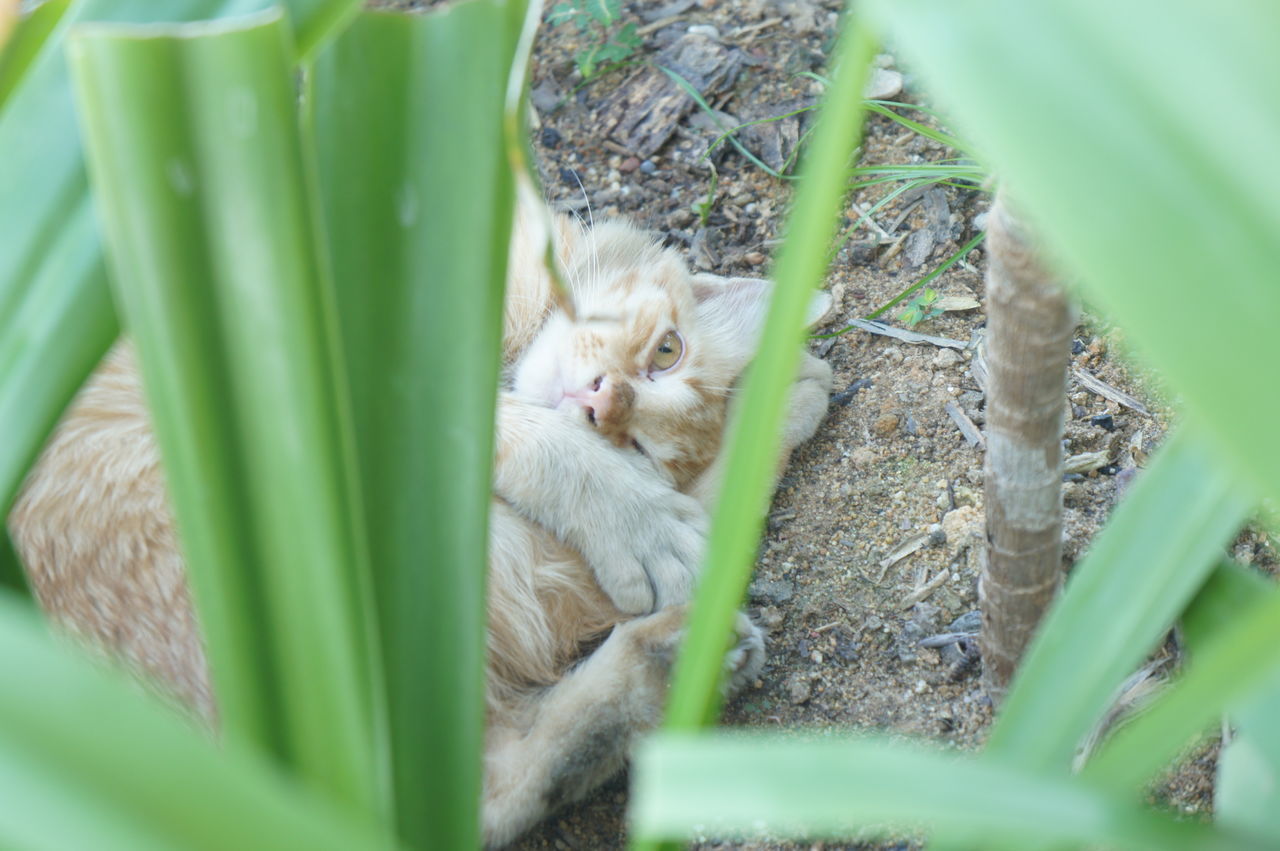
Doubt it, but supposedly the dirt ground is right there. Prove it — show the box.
[374,1,1271,848]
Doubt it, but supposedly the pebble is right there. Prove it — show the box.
[639,159,657,174]
[619,156,640,173]
[686,24,720,39]
[539,127,561,148]
[941,505,982,546]
[931,348,964,369]
[1090,412,1116,431]
[872,413,900,437]
[757,605,786,632]
[864,67,903,100]
[786,674,812,705]
[744,251,766,265]
[849,446,877,468]
[749,578,795,605]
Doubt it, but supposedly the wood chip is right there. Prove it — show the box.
[1072,368,1151,416]
[1064,450,1110,474]
[901,569,950,609]
[944,401,986,449]
[937,295,981,312]
[598,34,742,158]
[875,532,930,582]
[846,318,967,350]
[969,342,989,393]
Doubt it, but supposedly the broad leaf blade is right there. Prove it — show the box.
[0,592,388,851]
[0,0,362,522]
[68,9,383,819]
[0,0,72,113]
[311,3,523,846]
[988,429,1251,770]
[631,732,1249,850]
[1085,583,1280,802]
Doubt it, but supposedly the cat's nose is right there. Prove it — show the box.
[577,374,611,427]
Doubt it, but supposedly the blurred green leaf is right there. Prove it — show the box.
[0,0,362,524]
[1085,583,1280,801]
[988,429,1251,772]
[0,591,389,850]
[631,732,1250,849]
[311,2,523,845]
[68,8,383,819]
[0,0,72,114]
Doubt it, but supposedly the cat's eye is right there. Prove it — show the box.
[650,330,684,373]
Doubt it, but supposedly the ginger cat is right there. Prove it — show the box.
[9,194,833,847]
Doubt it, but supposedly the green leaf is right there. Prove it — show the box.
[631,732,1251,849]
[862,0,1280,506]
[68,8,383,820]
[1187,564,1280,837]
[987,429,1252,772]
[311,3,523,845]
[0,0,363,531]
[1084,582,1280,801]
[0,591,389,851]
[1218,671,1280,838]
[0,0,72,114]
[660,12,878,731]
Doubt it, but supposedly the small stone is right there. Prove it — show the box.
[687,24,720,39]
[1090,412,1116,431]
[931,348,964,369]
[872,413,900,437]
[639,159,657,174]
[748,578,795,605]
[941,504,982,546]
[757,605,786,632]
[539,127,562,148]
[863,67,903,100]
[620,156,641,173]
[849,446,877,468]
[787,674,812,705]
[666,208,695,229]
[744,251,766,265]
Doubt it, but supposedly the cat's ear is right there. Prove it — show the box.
[691,273,833,370]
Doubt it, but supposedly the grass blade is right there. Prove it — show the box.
[0,592,389,851]
[68,9,383,819]
[660,8,878,732]
[987,428,1252,771]
[631,732,1252,850]
[311,3,523,846]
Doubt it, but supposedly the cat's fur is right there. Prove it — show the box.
[9,193,832,846]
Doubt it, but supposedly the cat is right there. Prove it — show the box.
[8,191,833,847]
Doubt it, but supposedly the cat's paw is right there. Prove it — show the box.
[590,488,707,614]
[723,612,766,695]
[611,606,764,696]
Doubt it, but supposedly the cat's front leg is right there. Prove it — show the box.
[495,395,708,613]
[482,606,764,847]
